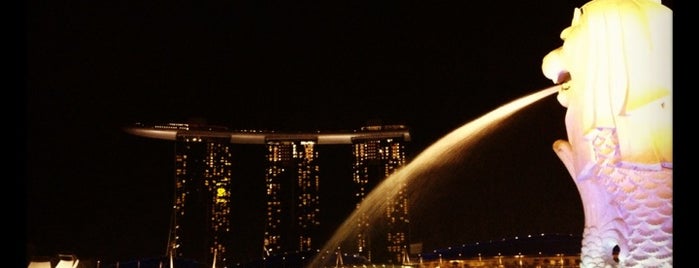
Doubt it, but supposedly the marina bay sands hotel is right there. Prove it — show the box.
[124,122,412,267]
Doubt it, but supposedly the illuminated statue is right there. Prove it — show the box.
[541,0,672,267]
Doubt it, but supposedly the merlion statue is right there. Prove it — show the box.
[541,0,672,267]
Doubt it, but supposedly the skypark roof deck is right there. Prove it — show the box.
[124,122,411,144]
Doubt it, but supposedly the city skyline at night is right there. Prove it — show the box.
[124,122,412,266]
[26,0,680,266]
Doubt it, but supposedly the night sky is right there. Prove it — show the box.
[22,0,678,266]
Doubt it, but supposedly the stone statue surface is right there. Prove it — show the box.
[541,0,672,267]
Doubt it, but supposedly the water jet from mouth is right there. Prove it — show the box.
[309,85,561,267]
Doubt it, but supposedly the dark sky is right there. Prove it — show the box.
[22,0,677,266]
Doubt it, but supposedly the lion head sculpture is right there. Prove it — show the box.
[542,0,672,175]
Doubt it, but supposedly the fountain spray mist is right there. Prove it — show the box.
[309,85,562,267]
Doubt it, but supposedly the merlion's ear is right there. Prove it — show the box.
[561,7,582,39]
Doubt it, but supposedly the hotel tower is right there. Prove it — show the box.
[262,139,321,257]
[125,122,411,266]
[351,125,410,264]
